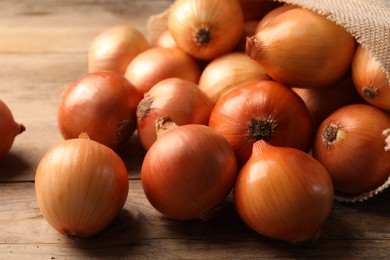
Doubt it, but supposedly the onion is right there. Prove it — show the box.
[88,24,149,75]
[246,7,356,88]
[58,71,142,150]
[35,133,129,239]
[168,0,244,60]
[124,47,200,94]
[352,44,390,110]
[141,117,237,221]
[255,4,297,32]
[234,140,334,243]
[137,78,213,150]
[238,0,282,21]
[208,79,313,166]
[0,99,25,159]
[292,74,364,131]
[198,52,269,104]
[313,104,390,201]
[155,29,177,48]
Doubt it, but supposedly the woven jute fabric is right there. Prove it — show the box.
[148,0,390,81]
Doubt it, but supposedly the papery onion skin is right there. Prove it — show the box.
[125,47,200,94]
[168,0,244,60]
[313,104,390,196]
[234,140,334,243]
[352,45,390,110]
[137,78,213,150]
[35,136,129,239]
[141,122,237,221]
[0,99,25,159]
[58,71,141,150]
[209,79,313,166]
[247,8,356,88]
[88,24,149,75]
[199,52,269,104]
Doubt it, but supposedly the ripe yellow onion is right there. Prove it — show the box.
[58,71,142,150]
[0,99,25,159]
[198,52,269,104]
[137,78,213,150]
[208,80,313,166]
[234,140,334,243]
[125,47,200,94]
[88,24,149,75]
[352,44,390,110]
[246,7,356,88]
[313,104,390,200]
[35,134,129,239]
[168,0,244,60]
[141,118,237,221]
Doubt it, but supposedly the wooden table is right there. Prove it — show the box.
[0,0,389,259]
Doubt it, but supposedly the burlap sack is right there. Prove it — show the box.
[147,0,390,82]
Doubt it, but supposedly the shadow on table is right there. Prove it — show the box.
[0,151,31,181]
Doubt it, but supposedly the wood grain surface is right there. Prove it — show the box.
[0,1,389,259]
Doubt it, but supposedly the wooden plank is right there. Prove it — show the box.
[0,0,172,53]
[0,182,390,259]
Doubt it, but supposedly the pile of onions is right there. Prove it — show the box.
[198,52,269,104]
[124,47,200,94]
[136,77,213,150]
[352,44,390,110]
[35,133,129,239]
[234,140,334,243]
[209,79,313,166]
[31,0,390,244]
[141,117,237,220]
[88,24,150,75]
[58,71,142,150]
[246,7,356,88]
[167,0,244,60]
[313,104,390,201]
[0,99,25,159]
